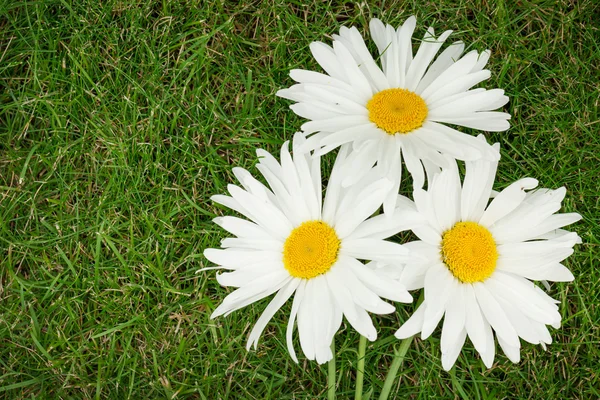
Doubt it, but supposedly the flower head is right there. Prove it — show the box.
[394,139,581,370]
[278,17,509,214]
[204,133,419,364]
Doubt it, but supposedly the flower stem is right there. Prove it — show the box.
[328,340,336,400]
[378,336,413,400]
[355,335,367,400]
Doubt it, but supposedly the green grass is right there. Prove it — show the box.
[0,0,599,398]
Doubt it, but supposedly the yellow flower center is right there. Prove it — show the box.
[283,220,340,279]
[441,222,498,283]
[366,88,428,135]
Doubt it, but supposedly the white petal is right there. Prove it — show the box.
[432,112,511,132]
[401,137,426,190]
[406,28,453,92]
[334,258,396,314]
[461,140,500,221]
[228,185,293,239]
[441,329,467,371]
[420,51,480,99]
[348,206,422,240]
[416,41,465,93]
[301,115,370,135]
[326,267,377,340]
[473,282,520,348]
[341,238,410,263]
[310,42,347,81]
[430,165,461,232]
[422,264,456,339]
[395,303,426,338]
[286,280,306,363]
[346,257,412,303]
[211,272,291,318]
[332,41,373,99]
[204,248,280,270]
[424,70,492,104]
[464,284,487,354]
[479,178,539,227]
[341,137,381,188]
[428,89,509,117]
[213,216,273,240]
[440,284,466,355]
[312,276,336,364]
[246,278,301,350]
[498,336,521,363]
[480,319,496,368]
[216,263,280,287]
[334,179,393,238]
[289,69,353,90]
[297,280,316,360]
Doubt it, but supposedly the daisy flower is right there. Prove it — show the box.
[203,132,419,364]
[393,139,581,370]
[277,16,510,214]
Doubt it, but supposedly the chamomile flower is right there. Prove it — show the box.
[277,16,509,214]
[204,133,419,364]
[394,140,581,370]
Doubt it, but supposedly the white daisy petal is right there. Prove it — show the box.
[420,50,481,99]
[479,177,539,227]
[310,42,347,81]
[492,291,543,345]
[228,184,293,239]
[461,141,500,221]
[211,272,291,318]
[431,112,511,132]
[203,248,280,270]
[424,70,492,104]
[213,216,273,240]
[480,319,496,368]
[341,238,410,263]
[289,69,353,90]
[326,269,377,340]
[334,178,393,238]
[473,282,520,348]
[297,280,316,360]
[348,206,422,240]
[346,256,412,303]
[406,28,453,92]
[334,26,389,91]
[464,284,488,354]
[286,280,306,363]
[472,50,491,72]
[498,336,521,363]
[416,40,465,93]
[332,41,373,99]
[301,115,370,136]
[395,303,426,338]
[440,284,466,355]
[442,329,467,371]
[247,278,301,350]
[401,137,426,190]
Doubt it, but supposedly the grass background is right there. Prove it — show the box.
[1,0,599,398]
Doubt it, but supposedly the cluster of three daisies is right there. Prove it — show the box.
[203,17,581,371]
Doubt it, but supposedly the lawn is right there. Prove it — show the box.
[0,0,599,398]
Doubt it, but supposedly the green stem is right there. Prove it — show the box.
[378,336,413,400]
[328,340,336,400]
[355,335,367,400]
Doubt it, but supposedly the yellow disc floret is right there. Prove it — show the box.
[283,220,340,279]
[366,88,428,135]
[441,222,498,283]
